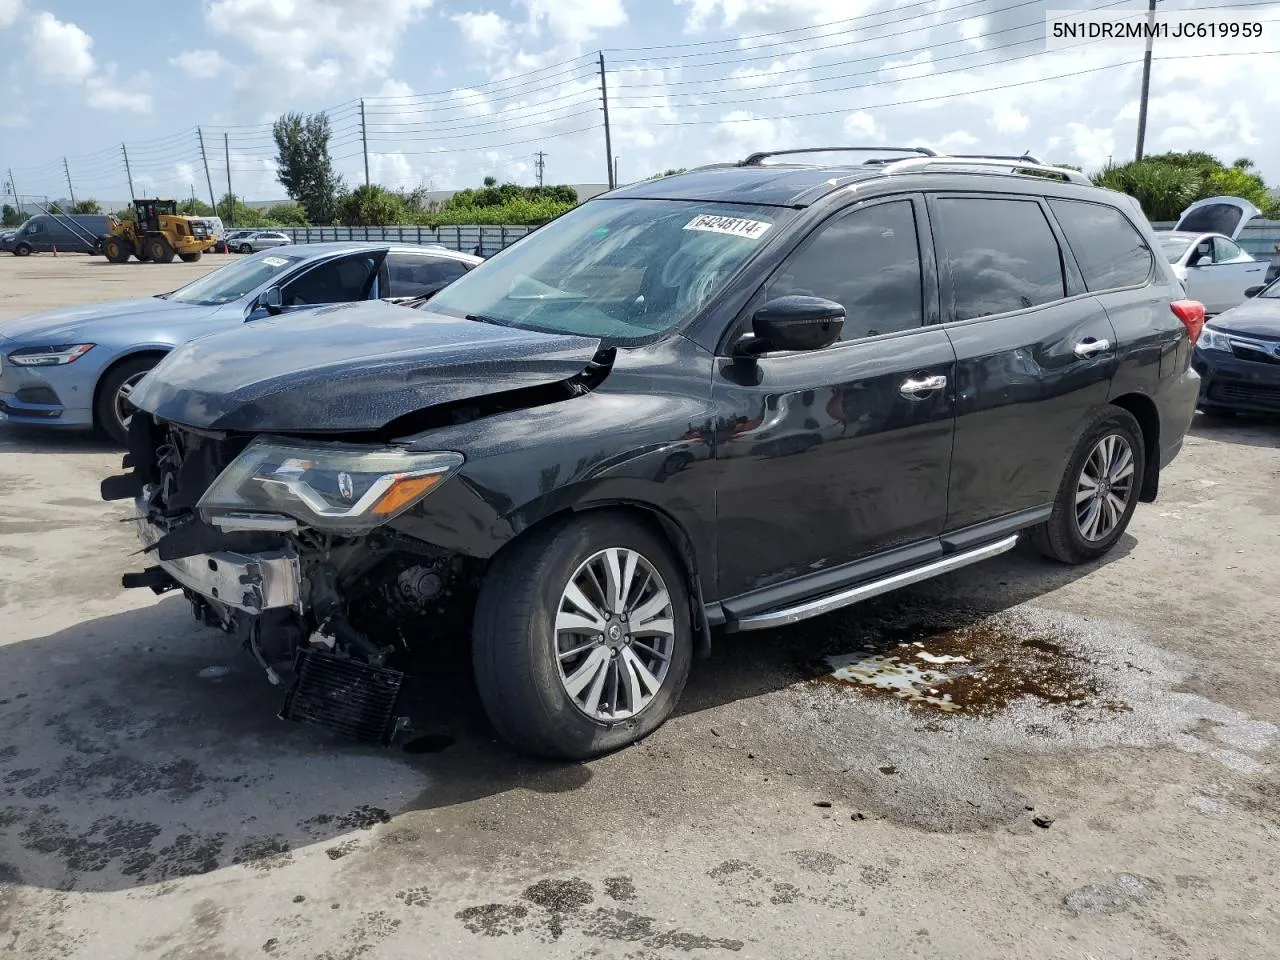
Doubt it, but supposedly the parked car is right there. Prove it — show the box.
[1157,196,1268,314]
[0,243,480,442]
[232,231,292,253]
[105,149,1203,759]
[1192,275,1280,416]
[1,213,110,255]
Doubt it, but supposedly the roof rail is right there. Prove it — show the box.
[741,146,937,166]
[950,152,1045,165]
[881,156,1092,185]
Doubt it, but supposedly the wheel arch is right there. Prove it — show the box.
[91,349,170,429]
[1109,392,1160,501]
[500,497,715,658]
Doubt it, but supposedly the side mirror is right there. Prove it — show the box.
[259,286,283,315]
[1244,284,1264,298]
[1193,255,1212,268]
[739,296,845,354]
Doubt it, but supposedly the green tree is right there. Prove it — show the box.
[1,204,27,227]
[48,201,64,214]
[272,111,343,224]
[1090,150,1280,220]
[70,199,102,214]
[216,194,270,228]
[178,198,215,217]
[265,201,309,226]
[337,184,406,226]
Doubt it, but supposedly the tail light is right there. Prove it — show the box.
[1171,300,1205,344]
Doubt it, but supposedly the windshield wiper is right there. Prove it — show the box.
[465,313,511,327]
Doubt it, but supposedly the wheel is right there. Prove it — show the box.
[147,236,175,263]
[239,243,252,254]
[13,242,31,256]
[1031,406,1145,565]
[179,251,202,263]
[95,356,161,445]
[103,237,131,263]
[473,514,693,759]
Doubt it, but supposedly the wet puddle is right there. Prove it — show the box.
[819,614,1124,715]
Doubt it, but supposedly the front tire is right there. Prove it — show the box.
[473,514,693,760]
[239,243,252,254]
[147,236,175,263]
[1031,407,1145,565]
[13,242,31,256]
[104,237,131,263]
[95,356,161,445]
[179,251,202,263]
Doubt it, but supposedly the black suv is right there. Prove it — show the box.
[105,148,1203,759]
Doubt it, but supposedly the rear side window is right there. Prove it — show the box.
[933,197,1066,320]
[386,253,469,298]
[283,254,377,306]
[764,199,924,341]
[1049,199,1154,291]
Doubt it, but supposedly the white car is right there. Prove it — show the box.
[233,231,293,254]
[1157,196,1268,314]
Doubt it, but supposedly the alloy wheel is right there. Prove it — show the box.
[1075,434,1135,541]
[114,371,149,435]
[555,547,676,722]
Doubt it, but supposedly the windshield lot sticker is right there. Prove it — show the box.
[262,256,289,266]
[683,215,772,240]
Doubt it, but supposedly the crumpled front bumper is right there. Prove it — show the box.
[135,496,303,615]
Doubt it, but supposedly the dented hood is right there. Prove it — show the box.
[129,299,602,432]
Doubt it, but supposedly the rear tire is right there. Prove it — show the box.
[239,243,252,254]
[95,355,161,445]
[179,251,202,263]
[472,513,693,760]
[147,236,175,263]
[1031,406,1145,565]
[13,242,31,257]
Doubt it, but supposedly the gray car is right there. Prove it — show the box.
[0,242,481,441]
[233,231,293,254]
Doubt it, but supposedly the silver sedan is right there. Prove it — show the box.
[234,231,293,254]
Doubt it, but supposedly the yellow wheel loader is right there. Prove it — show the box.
[100,199,217,264]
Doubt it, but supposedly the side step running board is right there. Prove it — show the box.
[732,534,1019,631]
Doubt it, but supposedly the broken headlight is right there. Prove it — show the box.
[197,438,463,534]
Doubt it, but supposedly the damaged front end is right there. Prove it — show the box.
[104,415,477,745]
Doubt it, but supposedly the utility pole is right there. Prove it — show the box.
[62,157,76,209]
[197,128,218,213]
[121,144,136,202]
[598,52,615,190]
[1134,0,1158,161]
[360,99,370,187]
[5,168,18,213]
[535,151,546,189]
[224,132,234,227]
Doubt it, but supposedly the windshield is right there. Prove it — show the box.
[1157,235,1195,264]
[427,199,790,340]
[164,252,305,305]
[1258,278,1280,299]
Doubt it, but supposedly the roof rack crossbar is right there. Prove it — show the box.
[880,156,1092,185]
[741,146,937,166]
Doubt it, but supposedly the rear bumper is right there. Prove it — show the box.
[135,501,302,615]
[1192,347,1280,413]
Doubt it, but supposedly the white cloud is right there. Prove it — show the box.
[960,18,985,50]
[937,130,979,152]
[205,0,434,93]
[85,67,153,114]
[521,0,626,43]
[1063,122,1115,171]
[989,103,1029,135]
[678,0,869,33]
[453,11,510,54]
[27,11,94,83]
[842,110,881,140]
[0,0,22,29]
[170,49,230,80]
[881,51,933,82]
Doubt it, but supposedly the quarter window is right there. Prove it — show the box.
[934,197,1066,320]
[1048,199,1153,291]
[1212,237,1246,263]
[763,200,924,341]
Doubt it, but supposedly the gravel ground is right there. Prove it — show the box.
[0,255,1277,959]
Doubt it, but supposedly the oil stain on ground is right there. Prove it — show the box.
[815,610,1128,716]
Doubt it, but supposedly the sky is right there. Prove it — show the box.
[0,0,1276,205]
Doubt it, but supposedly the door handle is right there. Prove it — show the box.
[899,374,947,399]
[1073,338,1111,359]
